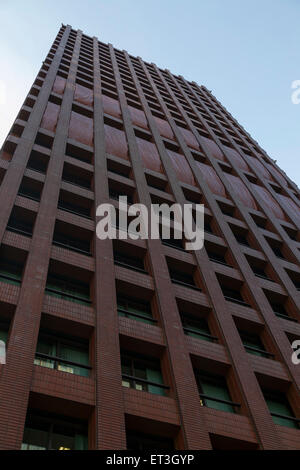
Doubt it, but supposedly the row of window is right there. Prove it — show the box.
[0,233,297,324]
[22,409,175,450]
[1,304,299,432]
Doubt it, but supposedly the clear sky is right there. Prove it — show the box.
[0,0,299,186]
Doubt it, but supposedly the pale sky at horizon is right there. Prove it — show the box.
[0,0,299,186]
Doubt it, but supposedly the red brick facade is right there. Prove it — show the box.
[0,24,299,450]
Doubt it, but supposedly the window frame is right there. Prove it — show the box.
[121,352,168,396]
[117,296,156,324]
[34,331,91,377]
[195,371,240,414]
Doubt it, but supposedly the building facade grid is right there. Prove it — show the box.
[0,24,299,450]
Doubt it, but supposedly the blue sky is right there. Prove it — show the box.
[0,0,299,186]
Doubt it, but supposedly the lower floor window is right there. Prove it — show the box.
[21,412,88,450]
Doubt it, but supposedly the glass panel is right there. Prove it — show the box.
[21,443,47,450]
[0,329,8,343]
[183,317,212,342]
[127,300,151,316]
[200,377,235,413]
[22,427,48,450]
[114,252,144,270]
[51,422,88,450]
[170,270,195,286]
[222,287,244,303]
[45,282,64,298]
[74,434,88,450]
[51,432,74,450]
[46,275,90,305]
[146,368,165,396]
[22,415,88,450]
[127,433,174,451]
[121,357,132,376]
[35,337,56,369]
[130,315,153,325]
[133,361,147,380]
[266,396,298,429]
[58,343,89,377]
[117,298,153,324]
[241,333,265,357]
[0,264,22,285]
[36,338,56,356]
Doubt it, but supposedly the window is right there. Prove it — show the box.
[240,331,272,358]
[170,269,196,288]
[221,286,250,307]
[182,315,216,342]
[58,199,91,219]
[195,371,239,413]
[34,331,90,377]
[117,296,154,324]
[45,273,91,305]
[27,150,49,173]
[114,251,146,273]
[206,249,229,267]
[204,220,213,234]
[62,164,91,189]
[286,269,300,291]
[162,237,184,251]
[251,264,270,280]
[109,186,133,204]
[52,223,91,255]
[235,233,250,247]
[218,201,235,217]
[107,157,131,178]
[58,190,92,219]
[145,173,167,192]
[271,302,291,319]
[266,238,285,260]
[121,352,167,396]
[230,225,250,247]
[18,177,42,202]
[0,321,9,357]
[65,142,93,165]
[22,412,88,450]
[264,293,296,322]
[264,391,299,429]
[0,260,23,286]
[0,328,8,343]
[252,214,267,229]
[168,265,200,290]
[283,226,298,242]
[127,431,174,451]
[52,232,91,254]
[7,208,35,238]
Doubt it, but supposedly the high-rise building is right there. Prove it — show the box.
[0,24,299,450]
